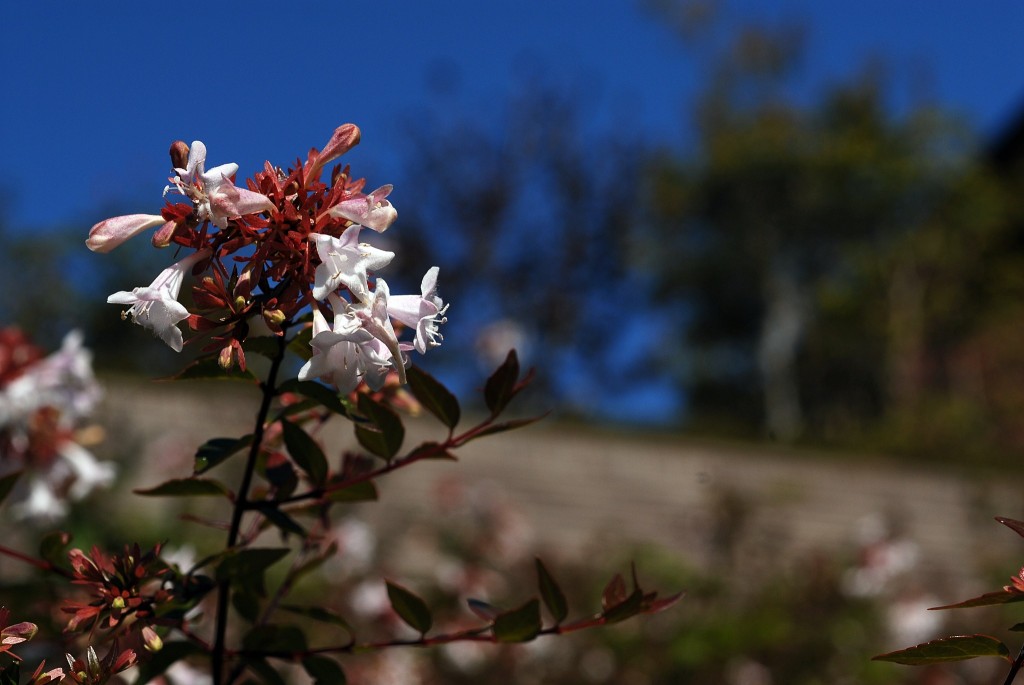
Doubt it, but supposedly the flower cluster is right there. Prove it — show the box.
[62,544,170,634]
[0,329,112,520]
[88,125,447,391]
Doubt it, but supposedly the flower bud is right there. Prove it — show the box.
[169,140,190,169]
[263,308,286,326]
[218,345,235,370]
[1,620,38,644]
[110,596,126,611]
[141,626,163,653]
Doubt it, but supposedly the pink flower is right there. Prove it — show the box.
[328,185,398,232]
[310,227,394,303]
[166,141,274,228]
[86,214,170,253]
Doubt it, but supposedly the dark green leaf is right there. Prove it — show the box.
[262,452,298,498]
[278,379,351,417]
[216,548,290,597]
[355,395,404,460]
[232,589,261,624]
[160,357,258,382]
[484,349,520,416]
[602,588,645,623]
[407,365,460,430]
[404,441,457,461]
[303,655,347,684]
[244,656,289,685]
[873,635,1011,665]
[281,419,328,486]
[997,516,1024,539]
[0,470,22,508]
[133,641,205,684]
[254,504,306,537]
[932,590,1024,610]
[288,324,314,362]
[242,624,307,653]
[386,580,432,635]
[325,480,378,503]
[242,336,282,360]
[463,415,546,442]
[493,599,541,642]
[39,530,72,568]
[535,558,568,624]
[1010,622,1024,632]
[194,436,253,474]
[280,604,353,634]
[134,478,231,498]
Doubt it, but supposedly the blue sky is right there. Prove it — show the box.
[3,1,1023,231]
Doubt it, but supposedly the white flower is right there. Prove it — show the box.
[387,267,448,354]
[298,295,394,393]
[166,141,273,228]
[106,250,209,352]
[328,185,398,232]
[0,330,101,425]
[310,227,394,303]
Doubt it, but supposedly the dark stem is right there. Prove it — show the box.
[211,330,290,685]
[1004,643,1024,685]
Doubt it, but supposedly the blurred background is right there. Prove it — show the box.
[4,1,1024,682]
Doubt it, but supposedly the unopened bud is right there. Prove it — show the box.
[169,141,190,169]
[141,626,163,653]
[151,220,177,249]
[218,345,235,370]
[110,596,126,611]
[1,620,38,644]
[264,308,286,326]
[234,295,247,311]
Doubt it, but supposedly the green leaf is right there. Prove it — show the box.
[194,435,253,474]
[535,558,568,624]
[932,590,1024,609]
[303,655,347,684]
[0,470,22,509]
[134,477,231,498]
[484,349,520,416]
[602,588,645,623]
[242,624,307,653]
[243,336,282,360]
[462,415,546,442]
[160,357,258,382]
[280,604,353,634]
[281,419,329,486]
[254,504,306,537]
[406,365,460,430]
[245,656,289,685]
[39,530,72,568]
[324,480,378,503]
[133,641,205,684]
[232,589,261,624]
[216,548,290,597]
[278,379,352,417]
[355,395,404,460]
[873,635,1011,665]
[493,599,542,642]
[288,324,314,361]
[386,580,432,635]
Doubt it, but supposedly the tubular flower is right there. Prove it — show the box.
[86,214,169,253]
[310,228,395,303]
[107,250,210,352]
[328,184,398,232]
[298,294,396,393]
[165,140,273,228]
[387,266,448,354]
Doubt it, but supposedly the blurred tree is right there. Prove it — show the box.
[641,15,980,441]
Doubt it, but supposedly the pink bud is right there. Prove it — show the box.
[86,214,166,253]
